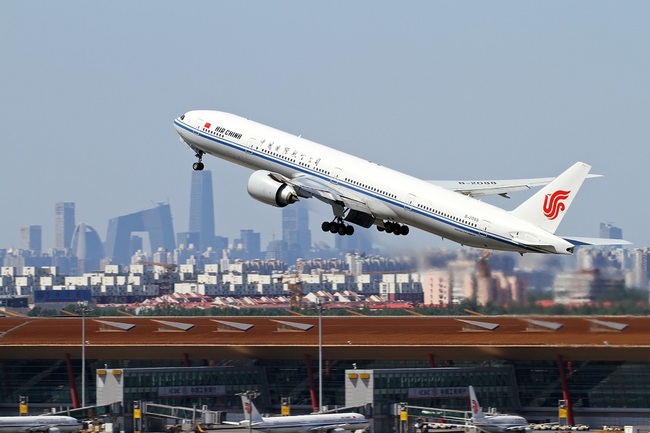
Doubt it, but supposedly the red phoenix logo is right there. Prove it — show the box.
[471,399,479,414]
[543,190,571,220]
[245,402,251,414]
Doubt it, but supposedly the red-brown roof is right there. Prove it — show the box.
[1,315,649,361]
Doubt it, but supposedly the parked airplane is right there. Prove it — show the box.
[0,415,82,433]
[173,110,629,255]
[467,386,529,433]
[227,395,369,433]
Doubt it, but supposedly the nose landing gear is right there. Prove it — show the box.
[192,151,205,171]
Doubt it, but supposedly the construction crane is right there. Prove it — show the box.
[275,260,304,309]
[137,261,177,295]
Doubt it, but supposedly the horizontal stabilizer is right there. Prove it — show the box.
[563,237,632,247]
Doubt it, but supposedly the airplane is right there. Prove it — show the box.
[467,386,529,433]
[225,395,369,433]
[173,110,630,255]
[0,415,82,433]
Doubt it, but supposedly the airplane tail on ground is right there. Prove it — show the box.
[510,162,592,234]
[469,386,485,420]
[241,395,265,425]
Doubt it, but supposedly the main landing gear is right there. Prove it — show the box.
[192,151,205,171]
[377,221,409,236]
[321,218,355,236]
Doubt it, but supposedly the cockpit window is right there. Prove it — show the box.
[180,115,185,120]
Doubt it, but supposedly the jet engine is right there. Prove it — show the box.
[247,170,299,207]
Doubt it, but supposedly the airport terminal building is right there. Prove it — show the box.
[1,315,650,430]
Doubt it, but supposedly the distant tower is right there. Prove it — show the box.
[189,170,216,251]
[105,204,176,265]
[55,202,76,250]
[600,222,623,239]
[238,229,261,259]
[20,225,42,255]
[282,205,311,263]
[71,223,105,273]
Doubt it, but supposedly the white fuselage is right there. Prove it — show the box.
[243,413,369,433]
[0,416,82,433]
[173,111,573,254]
[472,415,530,433]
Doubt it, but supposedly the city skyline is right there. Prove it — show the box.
[2,3,649,251]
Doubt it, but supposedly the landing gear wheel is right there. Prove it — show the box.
[345,225,354,236]
[321,221,331,232]
[193,151,205,171]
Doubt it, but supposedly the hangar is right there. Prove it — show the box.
[1,315,649,425]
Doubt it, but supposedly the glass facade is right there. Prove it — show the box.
[2,357,650,420]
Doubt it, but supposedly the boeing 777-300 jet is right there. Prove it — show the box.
[173,110,629,255]
[0,415,82,433]
[223,395,369,433]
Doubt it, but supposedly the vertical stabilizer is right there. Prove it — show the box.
[469,386,485,420]
[241,395,265,424]
[511,162,591,234]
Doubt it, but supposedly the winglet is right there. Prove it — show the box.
[469,386,485,420]
[511,162,592,234]
[241,395,264,424]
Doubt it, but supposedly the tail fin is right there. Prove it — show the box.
[469,386,484,419]
[241,395,264,424]
[511,162,592,234]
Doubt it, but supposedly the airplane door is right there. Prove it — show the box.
[332,167,342,184]
[193,118,205,133]
[246,137,258,154]
[480,220,491,237]
[404,194,416,211]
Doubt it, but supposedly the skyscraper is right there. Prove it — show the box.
[105,204,176,265]
[20,225,42,255]
[600,222,623,239]
[189,170,216,251]
[70,223,105,273]
[55,202,76,250]
[282,205,311,264]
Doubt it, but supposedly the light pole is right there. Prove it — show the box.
[317,297,323,413]
[77,301,89,408]
[237,390,260,433]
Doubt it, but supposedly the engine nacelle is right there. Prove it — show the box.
[247,170,299,207]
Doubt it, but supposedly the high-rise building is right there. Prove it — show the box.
[20,225,42,255]
[105,204,176,265]
[189,170,216,251]
[70,223,105,273]
[600,223,623,239]
[55,202,75,250]
[234,229,261,260]
[282,205,311,264]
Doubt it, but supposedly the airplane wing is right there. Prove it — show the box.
[429,175,602,198]
[27,426,64,433]
[309,423,348,432]
[274,173,375,219]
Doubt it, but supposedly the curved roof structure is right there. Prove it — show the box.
[1,315,649,361]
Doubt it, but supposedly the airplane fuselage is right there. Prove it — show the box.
[174,111,575,254]
[0,416,82,433]
[243,413,369,433]
[473,415,530,433]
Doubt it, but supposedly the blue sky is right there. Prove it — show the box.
[1,1,649,254]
